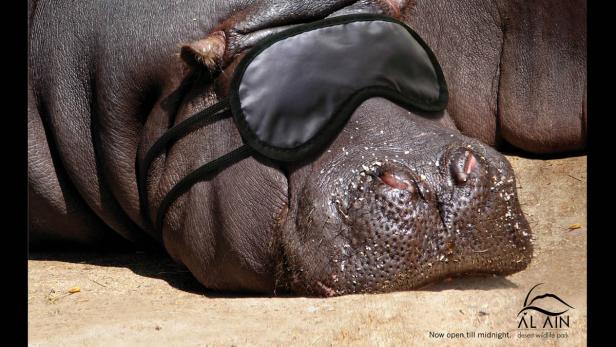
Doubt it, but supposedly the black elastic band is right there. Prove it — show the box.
[138,99,231,232]
[155,144,254,231]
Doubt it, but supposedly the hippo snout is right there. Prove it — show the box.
[282,142,533,296]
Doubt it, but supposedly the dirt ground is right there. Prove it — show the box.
[28,155,587,346]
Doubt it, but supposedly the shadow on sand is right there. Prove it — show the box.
[29,249,517,299]
[418,274,518,292]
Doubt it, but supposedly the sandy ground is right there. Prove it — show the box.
[28,155,587,346]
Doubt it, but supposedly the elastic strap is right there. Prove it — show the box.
[155,144,254,231]
[138,99,231,233]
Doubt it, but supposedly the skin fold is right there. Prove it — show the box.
[28,0,586,296]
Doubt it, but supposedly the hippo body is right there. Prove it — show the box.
[28,0,586,295]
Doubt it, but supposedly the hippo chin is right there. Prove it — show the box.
[29,0,584,296]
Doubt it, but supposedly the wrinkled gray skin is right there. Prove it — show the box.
[28,0,586,296]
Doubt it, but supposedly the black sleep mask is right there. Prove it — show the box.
[138,14,448,235]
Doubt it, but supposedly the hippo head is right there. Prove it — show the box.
[150,6,533,297]
[154,98,533,296]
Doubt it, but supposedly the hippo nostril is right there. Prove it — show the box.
[379,172,409,190]
[451,150,478,184]
[464,151,478,174]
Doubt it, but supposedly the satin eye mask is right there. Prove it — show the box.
[139,14,449,234]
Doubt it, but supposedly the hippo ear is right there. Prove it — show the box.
[180,32,226,71]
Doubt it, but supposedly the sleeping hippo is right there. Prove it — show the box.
[28,0,586,296]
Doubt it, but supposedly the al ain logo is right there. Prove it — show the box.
[517,283,574,329]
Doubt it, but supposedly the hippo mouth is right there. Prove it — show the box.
[277,140,533,296]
